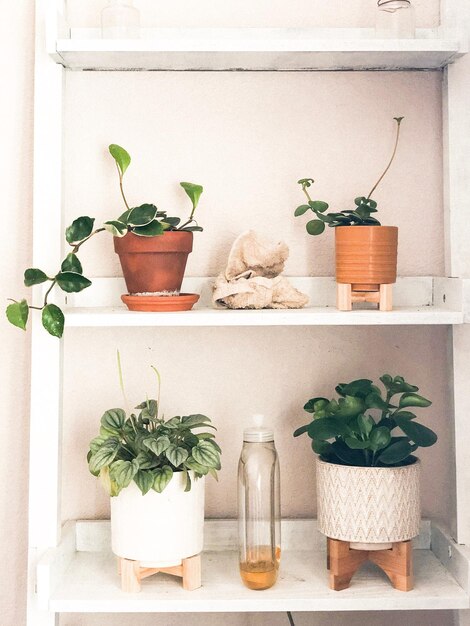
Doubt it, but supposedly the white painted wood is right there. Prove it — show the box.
[36,519,468,613]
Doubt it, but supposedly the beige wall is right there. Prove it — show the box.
[0,2,461,626]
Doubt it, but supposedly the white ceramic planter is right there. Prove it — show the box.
[316,458,420,550]
[111,472,205,567]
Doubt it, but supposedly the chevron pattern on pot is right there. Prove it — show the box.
[316,458,421,544]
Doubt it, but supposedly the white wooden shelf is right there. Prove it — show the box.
[50,28,465,71]
[37,520,469,613]
[60,276,465,327]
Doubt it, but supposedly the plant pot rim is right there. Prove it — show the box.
[334,225,398,231]
[113,230,194,240]
[316,457,420,471]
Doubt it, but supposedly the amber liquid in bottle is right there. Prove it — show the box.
[239,546,281,590]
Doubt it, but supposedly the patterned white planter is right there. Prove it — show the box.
[111,472,205,567]
[316,458,420,549]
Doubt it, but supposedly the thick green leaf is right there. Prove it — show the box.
[340,379,374,398]
[101,408,126,434]
[293,424,309,437]
[134,470,155,495]
[354,197,367,206]
[335,396,365,418]
[331,441,366,466]
[181,414,212,427]
[312,439,332,455]
[164,416,181,429]
[358,414,374,437]
[392,410,417,421]
[377,439,414,465]
[304,397,329,413]
[399,393,432,408]
[294,204,310,217]
[24,268,49,286]
[387,376,419,395]
[42,304,64,338]
[185,456,210,474]
[118,209,132,224]
[345,436,370,450]
[307,417,349,441]
[166,444,189,467]
[109,144,131,176]
[181,226,203,232]
[394,415,437,447]
[61,253,83,274]
[143,435,171,456]
[163,217,181,228]
[309,200,329,213]
[306,219,325,236]
[153,465,173,493]
[88,440,120,474]
[55,271,92,293]
[192,441,220,468]
[127,204,158,227]
[6,300,29,331]
[183,469,192,492]
[89,435,117,454]
[369,426,391,452]
[65,216,95,244]
[132,221,165,237]
[104,220,128,237]
[109,459,139,488]
[365,392,390,411]
[134,451,158,470]
[180,182,203,210]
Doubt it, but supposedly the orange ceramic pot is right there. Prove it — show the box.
[114,231,193,294]
[335,226,398,291]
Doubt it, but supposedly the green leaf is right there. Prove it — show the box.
[118,209,132,224]
[164,416,182,429]
[335,396,365,418]
[331,441,366,466]
[132,221,165,237]
[309,200,329,213]
[312,439,332,455]
[42,304,64,338]
[358,414,374,437]
[180,182,203,211]
[365,392,390,411]
[369,426,391,452]
[183,469,192,492]
[399,393,432,408]
[306,219,325,236]
[166,444,189,467]
[104,220,128,237]
[393,411,417,421]
[6,300,29,331]
[354,197,367,206]
[89,435,117,454]
[298,178,314,187]
[65,216,95,244]
[185,456,210,474]
[24,268,49,286]
[143,435,171,456]
[109,459,139,488]
[345,436,370,450]
[304,398,329,413]
[55,272,92,293]
[192,441,220,468]
[394,415,437,447]
[377,439,414,465]
[88,440,121,474]
[163,217,181,228]
[307,417,349,441]
[127,204,158,227]
[153,465,173,493]
[109,144,131,176]
[61,253,83,274]
[293,424,309,437]
[100,408,126,434]
[181,226,203,232]
[294,204,310,217]
[134,470,155,495]
[134,451,158,470]
[340,379,374,398]
[181,414,213,427]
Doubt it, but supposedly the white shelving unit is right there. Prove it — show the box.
[28,1,470,624]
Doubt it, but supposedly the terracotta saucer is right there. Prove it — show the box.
[121,293,200,312]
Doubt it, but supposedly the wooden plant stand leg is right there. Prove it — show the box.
[337,283,352,311]
[326,538,413,592]
[379,283,393,311]
[336,283,393,311]
[119,554,202,593]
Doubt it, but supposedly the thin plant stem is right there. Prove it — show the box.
[43,280,57,306]
[150,365,162,421]
[71,228,106,254]
[116,163,130,211]
[117,350,136,434]
[302,186,313,203]
[367,117,403,200]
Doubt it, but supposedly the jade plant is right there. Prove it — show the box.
[294,375,437,467]
[6,144,203,338]
[88,356,221,496]
[294,116,404,236]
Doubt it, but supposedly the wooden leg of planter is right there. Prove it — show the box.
[327,538,368,591]
[369,541,413,591]
[337,283,352,311]
[182,554,202,591]
[120,558,141,593]
[379,283,393,311]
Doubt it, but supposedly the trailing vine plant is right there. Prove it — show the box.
[294,116,404,235]
[6,145,203,338]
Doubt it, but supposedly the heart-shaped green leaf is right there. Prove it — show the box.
[153,465,173,493]
[61,254,83,274]
[143,435,171,456]
[109,459,139,488]
[88,440,120,474]
[109,144,131,176]
[65,216,95,244]
[132,221,165,237]
[104,220,128,237]
[192,441,220,468]
[55,272,92,293]
[127,204,158,227]
[101,408,126,434]
[6,300,29,331]
[24,268,49,286]
[42,304,64,338]
[166,444,189,467]
[134,470,155,495]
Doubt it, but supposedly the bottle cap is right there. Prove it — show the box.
[243,426,274,443]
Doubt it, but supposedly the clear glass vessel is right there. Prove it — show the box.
[376,0,416,39]
[238,426,281,591]
[101,0,141,39]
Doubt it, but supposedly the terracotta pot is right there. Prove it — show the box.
[335,226,398,291]
[316,458,420,549]
[114,231,193,294]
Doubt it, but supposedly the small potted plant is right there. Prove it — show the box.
[6,145,204,337]
[87,357,221,592]
[294,117,403,311]
[293,375,437,590]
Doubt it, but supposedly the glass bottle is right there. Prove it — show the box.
[101,0,141,39]
[376,0,416,39]
[238,425,281,590]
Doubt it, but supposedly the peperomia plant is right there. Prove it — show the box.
[88,357,221,496]
[6,144,203,338]
[294,375,437,467]
[294,117,404,236]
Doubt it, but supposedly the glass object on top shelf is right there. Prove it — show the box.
[238,422,281,591]
[101,0,141,39]
[376,0,416,39]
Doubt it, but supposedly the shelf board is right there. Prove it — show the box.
[38,520,469,613]
[52,28,464,71]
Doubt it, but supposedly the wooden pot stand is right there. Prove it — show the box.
[118,554,202,593]
[336,283,393,312]
[327,538,413,592]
